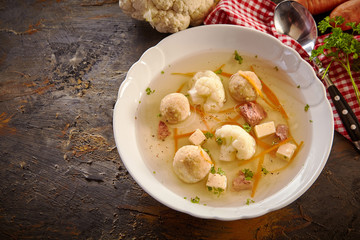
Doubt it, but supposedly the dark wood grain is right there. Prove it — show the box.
[0,0,359,239]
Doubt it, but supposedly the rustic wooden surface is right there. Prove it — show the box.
[0,0,359,239]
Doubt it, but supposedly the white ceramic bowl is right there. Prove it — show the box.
[113,25,333,220]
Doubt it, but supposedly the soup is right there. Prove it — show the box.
[135,50,310,207]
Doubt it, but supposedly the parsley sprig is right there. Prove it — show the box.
[311,16,360,107]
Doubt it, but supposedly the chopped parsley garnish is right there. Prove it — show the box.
[242,123,252,133]
[191,196,200,204]
[309,120,313,123]
[204,132,214,139]
[157,113,162,117]
[297,85,301,88]
[161,70,164,74]
[211,187,224,197]
[274,66,279,71]
[210,165,225,176]
[217,168,225,176]
[146,87,155,95]
[215,137,223,145]
[234,50,243,64]
[246,198,255,205]
[242,168,254,180]
[203,148,210,156]
[261,167,269,175]
[214,68,223,74]
[304,104,309,112]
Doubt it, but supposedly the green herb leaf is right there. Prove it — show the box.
[234,50,243,64]
[242,168,254,180]
[304,104,309,112]
[210,165,225,176]
[210,165,216,174]
[191,196,200,204]
[212,187,224,197]
[214,69,223,74]
[215,137,223,145]
[203,148,210,156]
[261,167,269,175]
[217,168,225,176]
[204,132,214,139]
[146,87,155,95]
[242,123,252,133]
[246,198,255,205]
[311,16,360,107]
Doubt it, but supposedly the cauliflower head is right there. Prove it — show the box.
[188,70,226,112]
[215,125,256,161]
[119,0,217,33]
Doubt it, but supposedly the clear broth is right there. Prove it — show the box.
[135,50,310,207]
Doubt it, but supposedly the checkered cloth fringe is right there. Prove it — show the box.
[204,0,360,141]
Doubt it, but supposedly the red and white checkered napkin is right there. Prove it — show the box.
[204,0,360,141]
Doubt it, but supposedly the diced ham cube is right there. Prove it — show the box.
[232,171,253,191]
[239,102,267,126]
[189,129,206,145]
[276,124,289,141]
[157,121,170,140]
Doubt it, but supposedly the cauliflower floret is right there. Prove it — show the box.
[173,145,212,183]
[119,0,150,21]
[188,70,226,112]
[119,0,217,33]
[215,125,256,161]
[150,10,190,33]
[228,70,262,103]
[189,0,216,26]
[160,93,190,124]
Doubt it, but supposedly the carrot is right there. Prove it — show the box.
[294,0,348,15]
[213,64,225,73]
[251,155,265,197]
[220,72,233,78]
[173,131,193,139]
[171,72,195,77]
[176,82,187,93]
[330,0,360,30]
[173,128,179,152]
[260,79,289,119]
[249,66,289,119]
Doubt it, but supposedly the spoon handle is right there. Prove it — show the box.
[327,82,360,150]
[314,60,360,150]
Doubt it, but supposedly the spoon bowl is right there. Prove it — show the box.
[274,0,317,55]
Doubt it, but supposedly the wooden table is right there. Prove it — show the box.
[0,0,359,239]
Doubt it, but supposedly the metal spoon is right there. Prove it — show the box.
[274,0,360,151]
